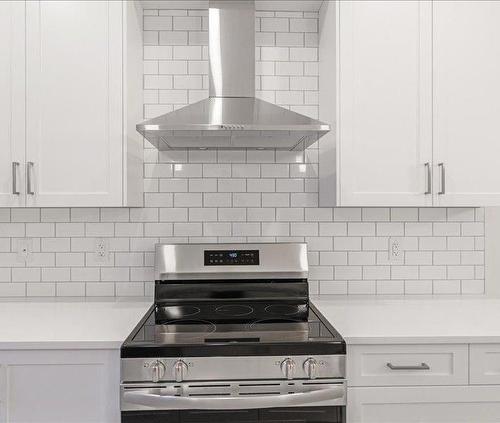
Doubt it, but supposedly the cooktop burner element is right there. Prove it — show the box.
[161,305,201,319]
[265,304,304,316]
[215,304,254,316]
[249,318,302,328]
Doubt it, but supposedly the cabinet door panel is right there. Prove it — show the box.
[347,344,468,387]
[470,344,500,385]
[0,1,25,207]
[0,350,120,423]
[338,1,432,206]
[348,386,500,423]
[433,1,500,206]
[26,1,123,207]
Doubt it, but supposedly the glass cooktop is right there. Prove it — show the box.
[122,302,345,358]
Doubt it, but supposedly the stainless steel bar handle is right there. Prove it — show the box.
[26,162,34,195]
[438,162,445,195]
[123,386,345,410]
[424,162,431,195]
[387,362,430,371]
[12,162,20,195]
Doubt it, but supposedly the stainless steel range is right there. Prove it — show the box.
[121,243,346,423]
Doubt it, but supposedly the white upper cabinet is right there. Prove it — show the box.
[26,1,124,207]
[336,0,432,206]
[433,0,500,206]
[321,0,500,207]
[0,2,25,208]
[0,1,143,208]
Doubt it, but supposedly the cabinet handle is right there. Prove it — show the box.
[424,162,431,195]
[27,162,35,195]
[438,162,445,195]
[387,362,430,371]
[12,162,20,195]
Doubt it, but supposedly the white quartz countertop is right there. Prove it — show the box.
[0,298,152,349]
[312,296,500,345]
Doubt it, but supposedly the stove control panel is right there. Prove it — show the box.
[125,355,345,383]
[204,250,259,266]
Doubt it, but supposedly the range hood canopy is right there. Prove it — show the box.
[137,0,330,151]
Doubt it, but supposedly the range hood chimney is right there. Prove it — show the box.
[136,0,330,150]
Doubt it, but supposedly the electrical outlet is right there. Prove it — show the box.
[16,238,33,262]
[95,238,109,262]
[388,237,404,263]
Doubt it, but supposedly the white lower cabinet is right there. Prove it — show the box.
[347,344,468,387]
[0,349,120,423]
[470,344,500,385]
[347,343,500,422]
[348,385,500,423]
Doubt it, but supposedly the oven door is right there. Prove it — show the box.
[121,380,346,423]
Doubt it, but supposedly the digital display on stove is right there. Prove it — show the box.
[204,250,260,266]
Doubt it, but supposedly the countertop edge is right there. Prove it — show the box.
[344,336,500,345]
[0,341,124,350]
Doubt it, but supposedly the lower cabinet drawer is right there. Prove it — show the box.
[470,344,500,384]
[347,344,468,386]
[347,385,500,423]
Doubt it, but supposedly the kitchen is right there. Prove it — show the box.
[0,0,500,422]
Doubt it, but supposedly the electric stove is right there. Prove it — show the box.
[121,243,346,423]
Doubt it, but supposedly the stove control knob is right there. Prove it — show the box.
[173,360,189,382]
[281,358,296,380]
[150,360,166,383]
[303,358,319,380]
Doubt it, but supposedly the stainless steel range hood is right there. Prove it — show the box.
[136,0,330,150]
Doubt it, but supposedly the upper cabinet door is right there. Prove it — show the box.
[433,1,500,206]
[338,1,433,206]
[0,1,25,207]
[26,1,123,207]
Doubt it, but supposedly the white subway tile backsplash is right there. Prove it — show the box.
[204,223,232,237]
[433,279,461,294]
[405,279,433,295]
[145,223,173,237]
[159,31,188,45]
[26,223,54,238]
[377,280,404,295]
[348,280,376,295]
[173,45,202,60]
[11,209,40,223]
[275,61,303,76]
[276,32,303,47]
[144,16,172,31]
[362,208,390,222]
[261,46,289,61]
[247,179,275,193]
[188,179,217,192]
[290,18,318,33]
[376,223,404,236]
[0,8,485,298]
[433,222,461,236]
[247,208,275,222]
[262,193,289,207]
[262,222,289,236]
[218,208,247,221]
[173,16,201,31]
[261,17,289,32]
[189,208,217,222]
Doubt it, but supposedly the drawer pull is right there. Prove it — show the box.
[386,362,430,371]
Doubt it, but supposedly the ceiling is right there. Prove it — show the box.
[140,0,325,12]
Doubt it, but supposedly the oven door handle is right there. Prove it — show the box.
[123,386,345,410]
